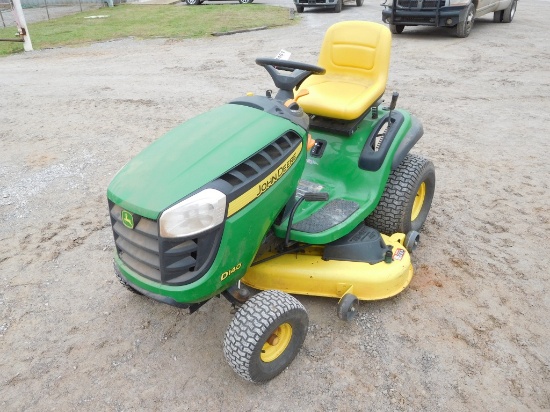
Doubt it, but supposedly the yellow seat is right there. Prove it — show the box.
[296,21,392,121]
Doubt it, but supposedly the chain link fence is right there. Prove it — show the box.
[0,0,123,28]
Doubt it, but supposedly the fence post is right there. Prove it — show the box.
[11,0,32,51]
[43,0,50,20]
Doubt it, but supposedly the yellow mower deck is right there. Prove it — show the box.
[242,234,413,301]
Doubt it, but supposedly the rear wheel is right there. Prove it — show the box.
[239,0,253,3]
[390,24,405,34]
[502,0,517,23]
[333,0,342,13]
[356,0,364,6]
[185,0,200,4]
[223,290,308,383]
[365,154,435,235]
[493,10,503,22]
[296,5,304,12]
[456,3,475,38]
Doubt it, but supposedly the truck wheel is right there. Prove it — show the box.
[456,3,475,38]
[337,294,359,321]
[296,5,304,12]
[356,0,364,6]
[390,24,405,34]
[223,290,308,383]
[365,154,435,236]
[333,0,342,13]
[502,0,517,23]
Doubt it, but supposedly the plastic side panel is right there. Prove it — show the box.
[275,108,412,244]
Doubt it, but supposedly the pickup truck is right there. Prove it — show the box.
[382,0,518,37]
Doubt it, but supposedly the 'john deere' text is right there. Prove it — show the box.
[255,152,298,198]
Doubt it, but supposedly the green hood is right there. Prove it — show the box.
[107,104,303,219]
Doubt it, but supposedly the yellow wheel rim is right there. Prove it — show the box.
[260,323,293,363]
[411,182,426,221]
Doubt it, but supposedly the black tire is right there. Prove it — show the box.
[223,290,308,383]
[337,294,359,321]
[296,5,304,13]
[493,10,503,22]
[502,0,517,23]
[114,267,142,295]
[456,3,475,38]
[333,0,342,13]
[238,0,253,3]
[356,0,364,6]
[365,154,435,236]
[389,24,405,34]
[185,0,200,4]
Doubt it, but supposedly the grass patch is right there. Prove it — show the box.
[0,4,297,56]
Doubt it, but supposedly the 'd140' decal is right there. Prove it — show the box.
[220,263,242,281]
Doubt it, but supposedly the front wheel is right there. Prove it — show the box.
[356,0,364,6]
[333,0,342,13]
[239,0,253,3]
[456,3,475,38]
[223,290,308,383]
[502,0,517,23]
[296,5,304,12]
[390,24,405,34]
[185,0,200,4]
[365,154,435,236]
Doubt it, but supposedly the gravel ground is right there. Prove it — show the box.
[1,1,549,410]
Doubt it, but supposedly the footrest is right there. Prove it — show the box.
[292,199,359,234]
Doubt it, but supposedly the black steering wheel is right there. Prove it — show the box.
[255,57,326,93]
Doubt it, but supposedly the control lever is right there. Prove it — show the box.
[285,192,329,247]
[387,91,399,129]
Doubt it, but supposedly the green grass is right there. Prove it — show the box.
[0,4,297,56]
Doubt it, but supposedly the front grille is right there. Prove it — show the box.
[109,202,222,286]
[397,0,445,9]
[398,0,418,7]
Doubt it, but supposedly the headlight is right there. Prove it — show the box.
[159,189,226,238]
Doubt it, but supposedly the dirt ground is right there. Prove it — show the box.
[1,1,549,410]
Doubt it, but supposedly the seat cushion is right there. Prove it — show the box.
[297,74,384,120]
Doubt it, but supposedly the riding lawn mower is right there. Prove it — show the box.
[107,21,435,383]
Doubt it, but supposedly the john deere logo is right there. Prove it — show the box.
[121,210,134,229]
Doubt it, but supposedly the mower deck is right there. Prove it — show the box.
[242,233,413,301]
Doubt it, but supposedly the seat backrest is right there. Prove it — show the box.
[317,21,391,84]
